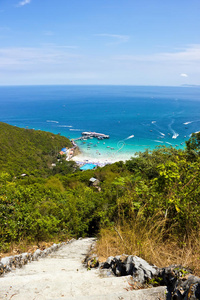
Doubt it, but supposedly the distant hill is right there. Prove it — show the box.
[0,122,72,176]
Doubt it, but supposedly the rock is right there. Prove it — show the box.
[187,282,200,299]
[101,256,200,299]
[1,256,12,269]
[103,256,114,269]
[101,255,158,282]
[87,257,99,268]
[0,262,4,275]
[50,243,58,252]
[84,252,99,269]
[41,248,50,258]
[171,274,200,299]
[21,253,29,265]
[14,255,23,268]
[0,239,70,276]
[32,249,42,261]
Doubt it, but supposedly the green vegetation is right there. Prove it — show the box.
[0,122,73,176]
[0,123,200,274]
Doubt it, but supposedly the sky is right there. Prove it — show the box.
[0,0,200,86]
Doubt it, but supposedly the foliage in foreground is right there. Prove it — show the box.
[0,126,200,274]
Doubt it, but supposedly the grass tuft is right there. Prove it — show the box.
[96,214,200,276]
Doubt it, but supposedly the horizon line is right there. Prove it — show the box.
[0,83,199,88]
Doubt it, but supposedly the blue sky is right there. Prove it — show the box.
[0,0,200,86]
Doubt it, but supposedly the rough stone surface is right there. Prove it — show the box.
[0,240,70,277]
[0,238,167,300]
[100,256,200,300]
[2,238,200,299]
[158,266,200,299]
[101,254,158,282]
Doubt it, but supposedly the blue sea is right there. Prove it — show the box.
[0,85,200,162]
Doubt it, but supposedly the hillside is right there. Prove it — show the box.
[0,127,200,276]
[0,122,72,176]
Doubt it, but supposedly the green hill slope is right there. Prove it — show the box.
[0,122,72,175]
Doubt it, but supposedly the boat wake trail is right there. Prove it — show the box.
[151,121,166,137]
[125,134,134,140]
[46,120,59,123]
[154,140,163,143]
[158,131,165,136]
[183,120,200,125]
[70,129,83,131]
[168,120,179,139]
[116,140,126,153]
[183,121,193,125]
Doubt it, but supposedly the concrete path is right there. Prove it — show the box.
[0,238,167,300]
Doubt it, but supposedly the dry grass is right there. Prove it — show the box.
[96,216,200,276]
[0,240,55,259]
[0,236,71,259]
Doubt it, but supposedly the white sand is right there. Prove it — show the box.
[72,151,134,165]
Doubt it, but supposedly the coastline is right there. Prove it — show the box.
[70,133,135,166]
[72,147,135,166]
[1,86,199,166]
[71,137,186,166]
[70,131,141,166]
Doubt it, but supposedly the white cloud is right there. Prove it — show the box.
[180,73,188,77]
[96,33,129,43]
[0,44,200,86]
[160,45,200,62]
[113,45,200,63]
[0,46,81,70]
[17,0,31,7]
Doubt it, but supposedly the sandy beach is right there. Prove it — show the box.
[72,150,134,166]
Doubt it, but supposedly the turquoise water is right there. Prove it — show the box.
[0,85,200,161]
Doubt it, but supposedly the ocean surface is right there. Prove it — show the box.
[0,85,200,162]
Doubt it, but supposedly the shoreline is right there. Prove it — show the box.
[70,133,187,167]
[72,150,135,166]
[70,136,134,166]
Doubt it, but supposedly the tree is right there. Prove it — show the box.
[186,132,200,159]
